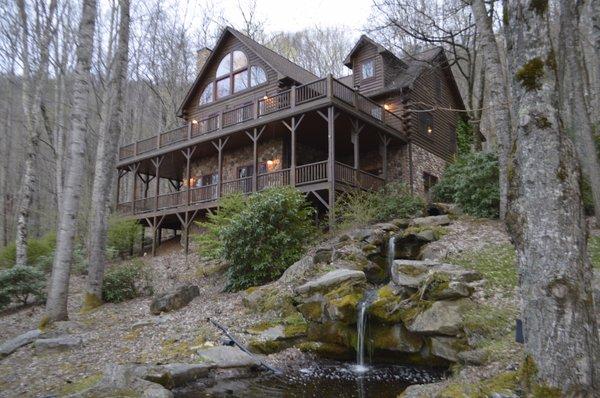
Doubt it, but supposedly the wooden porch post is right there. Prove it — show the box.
[115,169,126,209]
[283,115,305,187]
[245,127,265,192]
[129,163,139,214]
[318,107,338,228]
[181,146,196,206]
[378,133,391,182]
[212,137,229,199]
[350,119,364,185]
[327,106,336,227]
[151,156,164,212]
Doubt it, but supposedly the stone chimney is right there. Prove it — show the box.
[196,47,212,74]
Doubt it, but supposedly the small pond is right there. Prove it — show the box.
[174,362,446,398]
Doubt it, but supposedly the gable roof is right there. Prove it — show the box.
[343,35,394,67]
[178,27,318,116]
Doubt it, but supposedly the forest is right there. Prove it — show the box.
[0,0,599,397]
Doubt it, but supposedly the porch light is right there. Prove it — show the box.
[427,126,433,134]
[263,95,269,100]
[383,103,390,110]
[266,160,274,166]
[192,119,198,124]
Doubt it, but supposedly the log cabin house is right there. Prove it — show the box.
[115,28,465,254]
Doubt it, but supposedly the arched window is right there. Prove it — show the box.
[198,50,268,106]
[199,84,213,105]
[250,66,267,86]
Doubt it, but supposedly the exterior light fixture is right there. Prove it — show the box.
[427,126,433,134]
[266,160,274,166]
[192,119,198,124]
[263,95,269,100]
[383,104,390,110]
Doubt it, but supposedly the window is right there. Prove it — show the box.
[216,78,230,99]
[233,71,249,92]
[250,66,267,85]
[361,59,374,79]
[216,56,231,77]
[199,84,213,105]
[418,111,434,136]
[232,50,248,70]
[197,50,268,106]
[423,172,438,198]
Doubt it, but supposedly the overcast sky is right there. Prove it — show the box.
[182,0,374,38]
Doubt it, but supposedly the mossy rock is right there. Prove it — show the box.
[296,341,354,360]
[307,321,356,348]
[325,292,363,324]
[370,323,423,353]
[297,299,324,322]
[243,285,296,316]
[367,286,428,325]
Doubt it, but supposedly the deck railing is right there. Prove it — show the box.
[257,168,290,190]
[296,161,328,185]
[118,161,386,215]
[118,76,404,161]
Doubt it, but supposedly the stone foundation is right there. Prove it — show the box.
[409,144,447,198]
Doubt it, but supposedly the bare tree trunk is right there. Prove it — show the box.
[85,0,130,307]
[45,0,98,322]
[469,0,512,220]
[560,0,600,226]
[505,0,600,393]
[588,0,600,125]
[14,0,57,267]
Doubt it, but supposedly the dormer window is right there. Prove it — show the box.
[361,58,374,79]
[198,50,267,106]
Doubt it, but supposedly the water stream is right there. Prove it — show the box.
[387,236,396,274]
[353,290,377,373]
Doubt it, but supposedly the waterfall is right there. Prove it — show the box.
[387,236,396,273]
[355,300,369,372]
[353,291,376,373]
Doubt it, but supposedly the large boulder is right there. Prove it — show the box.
[391,260,482,291]
[196,346,260,368]
[409,215,451,227]
[150,285,199,315]
[407,299,468,336]
[33,335,83,352]
[66,364,174,398]
[0,329,41,358]
[295,269,366,296]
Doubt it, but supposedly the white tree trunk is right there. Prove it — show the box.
[85,0,130,306]
[560,0,600,226]
[469,0,512,220]
[45,0,98,322]
[506,0,600,393]
[14,0,57,267]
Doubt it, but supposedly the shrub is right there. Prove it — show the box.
[221,187,316,291]
[194,193,246,260]
[433,151,500,218]
[334,182,425,230]
[0,266,46,308]
[456,118,473,157]
[107,217,142,258]
[0,233,56,269]
[102,260,150,303]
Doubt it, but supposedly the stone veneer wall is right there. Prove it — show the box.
[189,137,284,182]
[409,143,448,197]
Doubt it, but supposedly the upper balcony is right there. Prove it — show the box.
[117,76,407,165]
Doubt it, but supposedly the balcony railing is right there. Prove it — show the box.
[118,76,404,161]
[118,161,385,216]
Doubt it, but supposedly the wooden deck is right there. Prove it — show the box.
[116,161,384,218]
[116,76,406,166]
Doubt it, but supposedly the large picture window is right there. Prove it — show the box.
[198,50,268,106]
